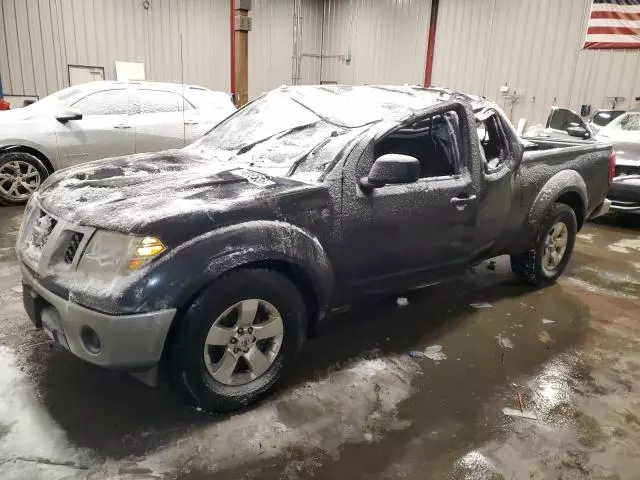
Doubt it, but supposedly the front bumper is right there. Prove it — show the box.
[21,265,176,369]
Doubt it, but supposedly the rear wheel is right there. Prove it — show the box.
[511,203,577,286]
[169,268,307,412]
[0,151,49,205]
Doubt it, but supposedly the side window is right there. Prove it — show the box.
[374,110,461,178]
[548,108,585,131]
[137,90,193,114]
[72,89,132,115]
[477,113,510,171]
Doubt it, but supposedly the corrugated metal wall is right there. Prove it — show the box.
[320,0,431,85]
[0,0,230,99]
[431,0,640,125]
[248,0,323,100]
[248,0,431,99]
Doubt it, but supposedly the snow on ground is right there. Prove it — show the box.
[0,344,420,478]
[0,347,94,480]
[139,356,420,476]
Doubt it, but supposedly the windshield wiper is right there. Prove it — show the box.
[235,122,319,156]
[287,130,344,176]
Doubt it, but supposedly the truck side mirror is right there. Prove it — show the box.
[359,154,420,192]
[567,126,590,139]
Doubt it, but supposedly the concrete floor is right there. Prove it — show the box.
[0,206,639,480]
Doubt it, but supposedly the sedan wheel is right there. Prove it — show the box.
[0,161,41,201]
[0,152,49,206]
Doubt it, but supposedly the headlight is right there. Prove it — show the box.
[78,231,166,277]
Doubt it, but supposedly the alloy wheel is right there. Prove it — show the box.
[203,299,284,386]
[0,161,41,201]
[542,221,568,275]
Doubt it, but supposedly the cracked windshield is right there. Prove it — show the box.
[0,0,639,479]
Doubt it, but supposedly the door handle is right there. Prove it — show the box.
[184,120,199,125]
[450,194,477,206]
[114,124,132,129]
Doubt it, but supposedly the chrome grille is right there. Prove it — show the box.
[64,232,84,264]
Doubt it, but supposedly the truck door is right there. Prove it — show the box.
[473,110,516,253]
[342,105,479,295]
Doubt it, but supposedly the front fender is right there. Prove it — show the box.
[128,221,335,320]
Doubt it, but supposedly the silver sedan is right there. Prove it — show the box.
[0,81,236,205]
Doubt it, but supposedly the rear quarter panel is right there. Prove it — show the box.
[507,139,611,252]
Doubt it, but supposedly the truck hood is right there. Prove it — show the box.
[37,149,323,235]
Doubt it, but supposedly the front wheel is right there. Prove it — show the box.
[168,268,307,412]
[511,203,577,286]
[0,151,49,205]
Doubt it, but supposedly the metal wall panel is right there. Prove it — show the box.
[0,0,230,99]
[248,0,431,98]
[320,0,431,85]
[248,0,295,100]
[431,0,640,125]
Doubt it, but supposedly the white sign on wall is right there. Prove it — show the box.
[115,62,146,81]
[69,65,105,86]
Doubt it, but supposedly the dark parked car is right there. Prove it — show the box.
[538,107,640,213]
[17,86,613,411]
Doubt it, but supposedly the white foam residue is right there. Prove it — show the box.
[576,233,594,242]
[0,347,93,479]
[564,276,638,300]
[140,355,420,475]
[607,238,640,254]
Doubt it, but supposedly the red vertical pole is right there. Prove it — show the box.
[230,0,236,100]
[423,0,440,87]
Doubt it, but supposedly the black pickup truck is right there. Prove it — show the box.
[17,86,613,411]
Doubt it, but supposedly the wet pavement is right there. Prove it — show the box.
[1,206,639,479]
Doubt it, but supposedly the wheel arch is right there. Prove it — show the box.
[0,144,55,174]
[139,221,335,355]
[526,170,587,230]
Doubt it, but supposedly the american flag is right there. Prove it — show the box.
[584,0,640,49]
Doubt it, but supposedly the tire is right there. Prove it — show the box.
[0,151,49,206]
[511,203,577,286]
[169,268,307,412]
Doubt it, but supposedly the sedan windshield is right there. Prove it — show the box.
[28,86,83,110]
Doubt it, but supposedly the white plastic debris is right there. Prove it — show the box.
[542,319,555,325]
[538,331,552,344]
[396,297,409,307]
[424,345,447,361]
[502,408,537,420]
[408,345,447,361]
[470,302,493,309]
[495,335,514,349]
